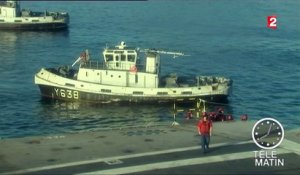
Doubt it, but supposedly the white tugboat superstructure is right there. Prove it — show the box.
[34,41,232,104]
[0,0,69,30]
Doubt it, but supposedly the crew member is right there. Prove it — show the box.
[185,110,193,120]
[197,113,213,153]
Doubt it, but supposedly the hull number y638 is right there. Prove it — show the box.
[54,88,79,99]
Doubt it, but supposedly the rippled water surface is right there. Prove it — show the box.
[0,0,299,138]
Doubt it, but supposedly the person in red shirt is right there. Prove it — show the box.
[197,113,213,153]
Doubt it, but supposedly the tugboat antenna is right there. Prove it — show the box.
[140,49,189,58]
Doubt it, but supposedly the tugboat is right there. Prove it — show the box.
[0,0,69,30]
[34,41,232,104]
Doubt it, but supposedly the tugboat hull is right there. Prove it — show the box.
[0,22,68,31]
[38,84,229,104]
[35,66,231,104]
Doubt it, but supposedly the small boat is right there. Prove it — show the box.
[0,0,69,31]
[34,41,232,104]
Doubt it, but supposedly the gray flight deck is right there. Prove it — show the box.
[0,120,299,174]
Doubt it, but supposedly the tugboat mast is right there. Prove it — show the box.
[140,49,186,58]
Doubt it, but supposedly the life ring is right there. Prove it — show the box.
[129,65,137,73]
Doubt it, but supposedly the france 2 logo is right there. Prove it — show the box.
[267,15,277,29]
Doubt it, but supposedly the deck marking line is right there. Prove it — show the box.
[77,148,291,175]
[2,140,251,175]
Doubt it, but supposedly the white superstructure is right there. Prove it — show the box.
[35,41,232,103]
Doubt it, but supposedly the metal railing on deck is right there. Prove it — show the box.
[80,60,158,74]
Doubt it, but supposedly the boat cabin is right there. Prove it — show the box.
[74,42,161,88]
[0,1,21,18]
[103,41,138,71]
[102,41,160,74]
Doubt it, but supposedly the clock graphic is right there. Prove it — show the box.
[252,117,284,150]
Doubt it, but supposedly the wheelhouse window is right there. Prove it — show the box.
[128,55,136,62]
[105,54,113,62]
[114,51,124,54]
[121,55,126,61]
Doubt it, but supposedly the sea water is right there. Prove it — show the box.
[0,0,299,138]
